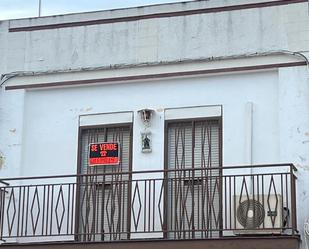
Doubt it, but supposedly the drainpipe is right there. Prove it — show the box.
[245,102,253,195]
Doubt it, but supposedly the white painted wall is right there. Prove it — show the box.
[18,71,277,176]
[278,66,309,246]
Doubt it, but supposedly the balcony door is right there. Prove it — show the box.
[165,118,222,239]
[77,124,132,241]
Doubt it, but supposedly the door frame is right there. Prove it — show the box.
[163,116,223,238]
[75,122,133,241]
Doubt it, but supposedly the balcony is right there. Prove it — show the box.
[0,164,299,249]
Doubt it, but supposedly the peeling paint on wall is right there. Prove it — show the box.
[299,155,307,162]
[7,143,21,147]
[301,190,308,202]
[296,164,309,172]
[0,151,4,169]
[69,107,93,112]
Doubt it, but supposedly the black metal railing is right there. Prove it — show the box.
[0,164,297,243]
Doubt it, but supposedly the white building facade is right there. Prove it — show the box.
[0,1,308,249]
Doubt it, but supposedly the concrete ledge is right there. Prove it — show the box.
[1,236,300,249]
[7,0,308,32]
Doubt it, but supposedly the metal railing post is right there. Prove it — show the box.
[290,165,297,234]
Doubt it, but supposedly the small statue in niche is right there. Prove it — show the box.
[141,132,152,153]
[143,135,150,149]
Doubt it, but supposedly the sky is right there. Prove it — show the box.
[0,0,192,20]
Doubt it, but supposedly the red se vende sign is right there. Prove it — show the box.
[88,142,120,166]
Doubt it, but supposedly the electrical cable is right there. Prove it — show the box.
[1,50,308,87]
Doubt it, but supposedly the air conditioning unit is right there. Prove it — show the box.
[233,195,282,234]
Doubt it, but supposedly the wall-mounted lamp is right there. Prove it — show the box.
[138,109,154,153]
[138,109,154,127]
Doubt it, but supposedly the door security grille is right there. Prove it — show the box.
[166,119,222,239]
[78,125,132,241]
